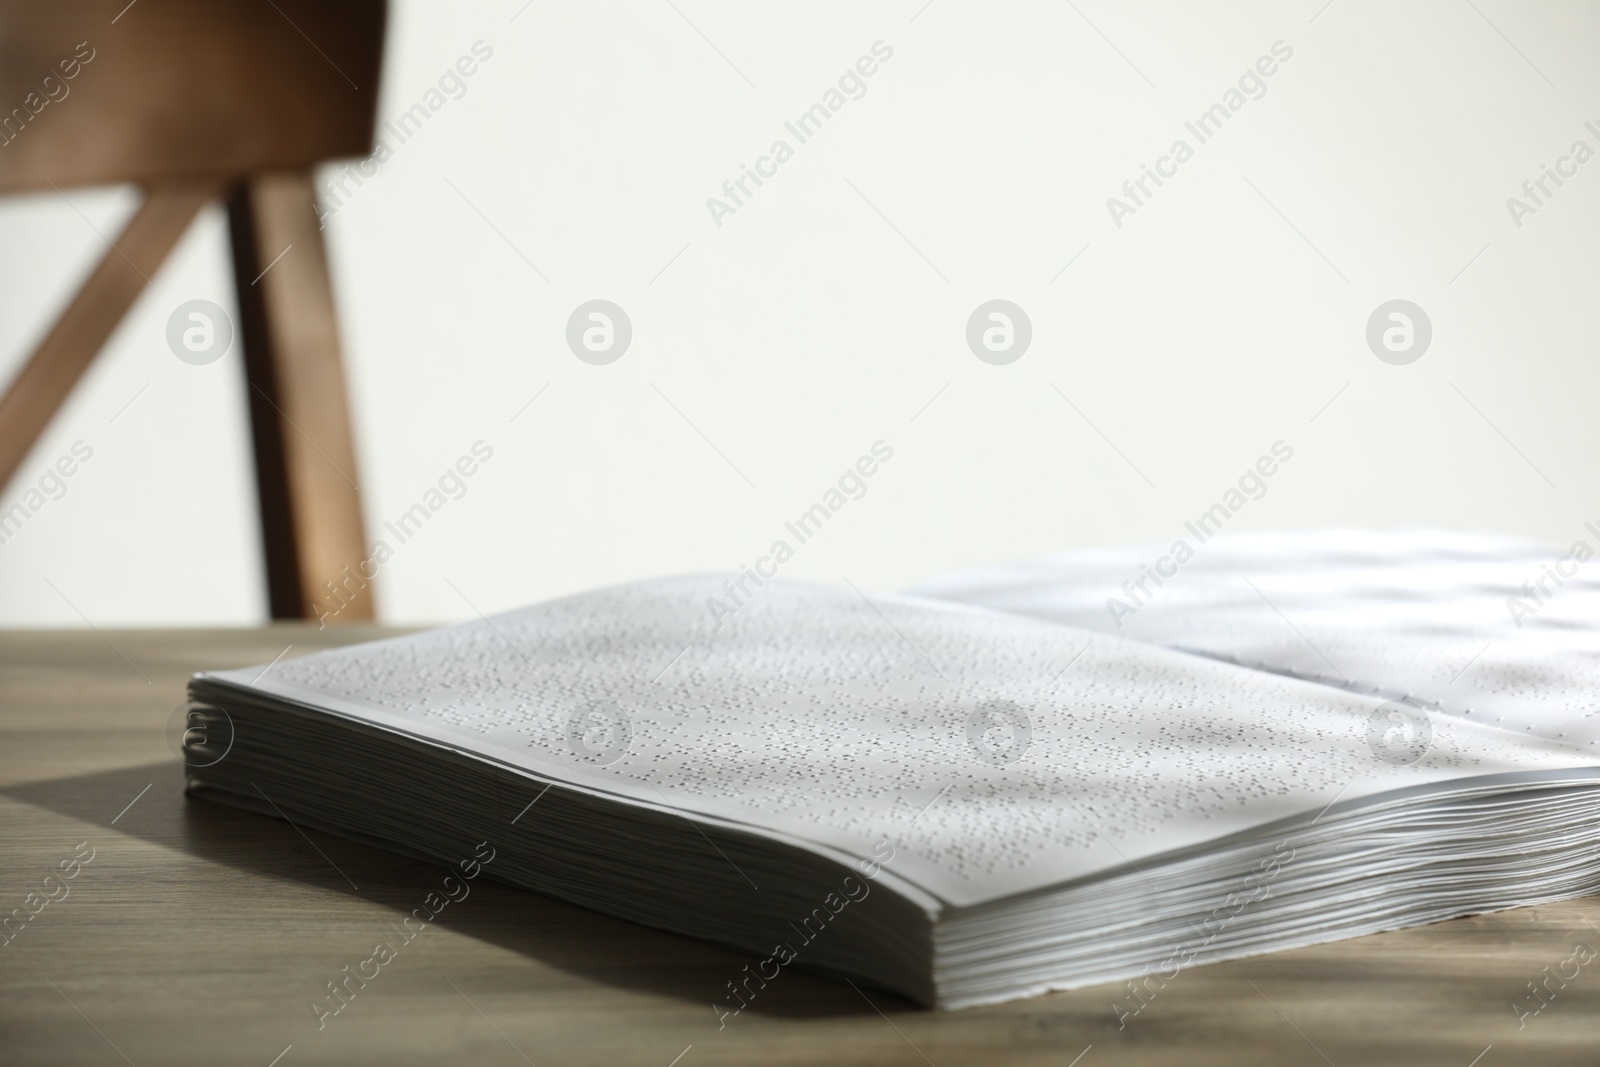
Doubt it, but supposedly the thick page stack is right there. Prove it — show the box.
[187,547,1600,1010]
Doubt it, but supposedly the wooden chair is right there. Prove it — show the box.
[0,0,386,620]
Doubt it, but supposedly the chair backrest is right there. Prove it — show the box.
[0,0,385,193]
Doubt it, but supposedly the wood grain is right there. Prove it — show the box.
[0,0,385,194]
[2,626,1597,1066]
[229,172,372,621]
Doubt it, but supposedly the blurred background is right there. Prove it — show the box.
[2,0,1597,627]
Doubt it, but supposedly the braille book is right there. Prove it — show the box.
[186,530,1600,1010]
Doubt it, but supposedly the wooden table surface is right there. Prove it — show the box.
[3,625,1598,1067]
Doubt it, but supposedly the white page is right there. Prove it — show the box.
[910,529,1600,753]
[202,575,1600,909]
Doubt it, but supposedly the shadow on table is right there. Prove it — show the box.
[3,759,897,1021]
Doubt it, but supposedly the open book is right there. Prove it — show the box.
[185,529,1600,1012]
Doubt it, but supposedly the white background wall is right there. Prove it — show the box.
[2,0,1597,627]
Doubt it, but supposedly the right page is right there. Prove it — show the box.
[908,528,1600,753]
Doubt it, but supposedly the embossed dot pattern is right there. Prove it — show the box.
[239,573,1577,900]
[910,528,1600,749]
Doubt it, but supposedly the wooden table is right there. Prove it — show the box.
[3,627,1597,1066]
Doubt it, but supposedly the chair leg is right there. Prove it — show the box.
[0,181,217,493]
[228,170,373,622]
